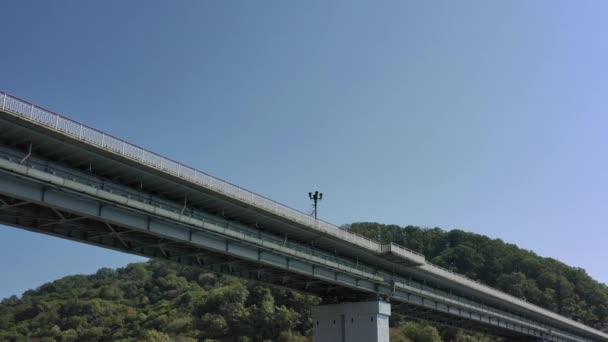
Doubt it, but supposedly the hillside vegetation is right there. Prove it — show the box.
[0,223,606,341]
[349,223,608,330]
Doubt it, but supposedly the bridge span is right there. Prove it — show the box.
[0,91,606,342]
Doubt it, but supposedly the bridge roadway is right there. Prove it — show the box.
[0,92,606,341]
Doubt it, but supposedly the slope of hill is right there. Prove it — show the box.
[1,223,606,341]
[0,260,319,342]
[348,223,608,330]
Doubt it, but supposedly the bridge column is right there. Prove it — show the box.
[312,301,391,342]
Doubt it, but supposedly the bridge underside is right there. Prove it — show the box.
[0,193,552,341]
[394,303,553,341]
[0,193,362,299]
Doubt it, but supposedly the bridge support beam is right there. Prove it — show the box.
[312,301,390,342]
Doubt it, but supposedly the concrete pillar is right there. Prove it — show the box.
[312,301,391,342]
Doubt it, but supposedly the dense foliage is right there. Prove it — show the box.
[0,259,323,342]
[1,223,606,341]
[349,223,608,330]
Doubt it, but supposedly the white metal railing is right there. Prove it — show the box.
[0,91,422,258]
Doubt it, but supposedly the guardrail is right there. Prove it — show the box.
[0,91,423,258]
[381,243,426,264]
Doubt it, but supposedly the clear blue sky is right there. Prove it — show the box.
[1,1,607,299]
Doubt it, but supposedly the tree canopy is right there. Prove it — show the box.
[349,222,608,330]
[1,222,606,341]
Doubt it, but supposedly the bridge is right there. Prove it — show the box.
[0,91,606,342]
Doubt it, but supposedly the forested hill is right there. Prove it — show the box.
[348,223,608,330]
[0,223,606,341]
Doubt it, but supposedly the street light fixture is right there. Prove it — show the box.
[308,191,323,219]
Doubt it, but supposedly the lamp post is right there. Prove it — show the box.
[308,191,323,219]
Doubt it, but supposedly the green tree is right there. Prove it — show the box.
[400,321,442,342]
[142,329,173,342]
[2,222,608,340]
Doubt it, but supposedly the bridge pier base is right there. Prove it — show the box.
[312,301,391,342]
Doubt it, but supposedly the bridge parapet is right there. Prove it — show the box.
[0,91,424,261]
[380,243,425,266]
